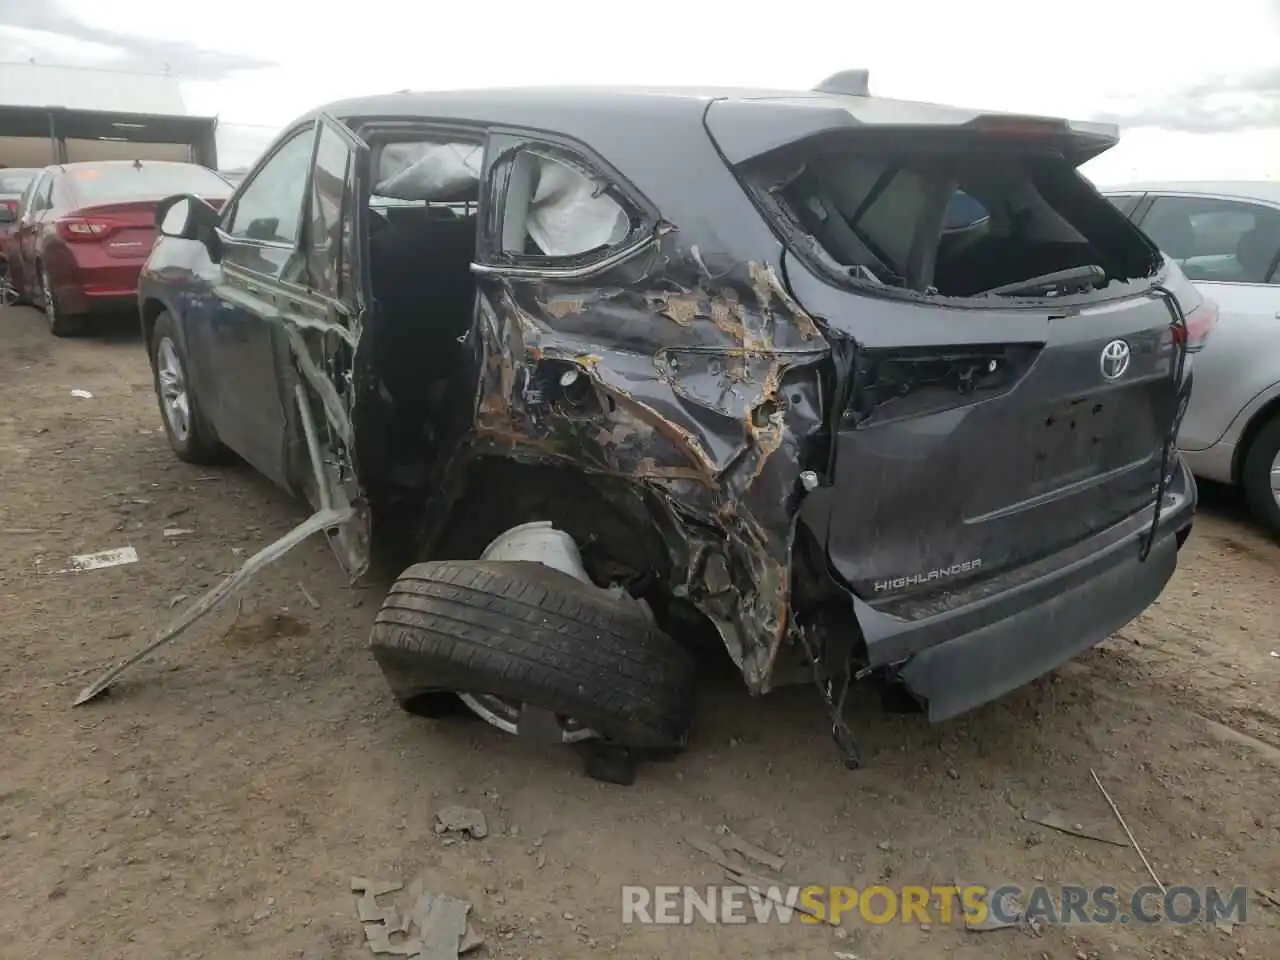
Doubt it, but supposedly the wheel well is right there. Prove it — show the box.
[426,458,674,591]
[140,298,167,360]
[1233,393,1280,484]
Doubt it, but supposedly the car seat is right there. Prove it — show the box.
[1236,225,1280,283]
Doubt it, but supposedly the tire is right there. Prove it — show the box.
[370,560,696,749]
[1242,414,1280,539]
[150,310,225,463]
[38,263,85,337]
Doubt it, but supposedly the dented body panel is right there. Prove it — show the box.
[466,250,829,688]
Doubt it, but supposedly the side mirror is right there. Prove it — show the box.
[155,193,220,240]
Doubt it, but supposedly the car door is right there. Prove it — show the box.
[201,124,317,487]
[286,113,372,576]
[1134,194,1280,453]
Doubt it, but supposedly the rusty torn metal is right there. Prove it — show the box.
[457,244,829,693]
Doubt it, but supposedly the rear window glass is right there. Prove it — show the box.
[67,163,231,203]
[0,169,37,194]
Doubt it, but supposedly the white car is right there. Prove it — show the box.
[1105,182,1280,536]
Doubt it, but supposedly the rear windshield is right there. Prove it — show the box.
[66,163,231,204]
[0,169,37,194]
[743,133,1160,300]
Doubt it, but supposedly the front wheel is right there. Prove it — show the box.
[150,310,225,463]
[1242,414,1280,539]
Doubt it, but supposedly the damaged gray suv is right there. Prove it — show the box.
[123,72,1204,781]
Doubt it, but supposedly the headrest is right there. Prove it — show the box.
[1237,224,1280,280]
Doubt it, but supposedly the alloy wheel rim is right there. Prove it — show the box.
[1270,448,1280,511]
[456,692,598,743]
[156,337,191,443]
[40,270,55,326]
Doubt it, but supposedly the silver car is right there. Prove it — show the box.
[1105,182,1280,536]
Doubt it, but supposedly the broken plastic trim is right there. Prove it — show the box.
[795,624,862,769]
[1141,283,1190,563]
[74,379,357,705]
[73,506,353,705]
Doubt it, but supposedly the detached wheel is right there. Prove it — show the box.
[1242,414,1280,539]
[39,264,85,337]
[150,310,225,463]
[370,560,696,753]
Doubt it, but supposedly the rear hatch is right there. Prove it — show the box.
[709,97,1202,640]
[804,283,1184,602]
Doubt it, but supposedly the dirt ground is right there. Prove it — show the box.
[1,304,1277,960]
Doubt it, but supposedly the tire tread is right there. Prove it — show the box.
[370,561,695,746]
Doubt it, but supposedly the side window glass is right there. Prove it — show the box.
[32,179,53,213]
[494,149,638,260]
[227,127,314,244]
[26,175,51,213]
[17,175,41,216]
[1105,194,1140,218]
[307,122,356,301]
[1144,196,1280,284]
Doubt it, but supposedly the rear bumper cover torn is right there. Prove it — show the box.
[875,459,1196,720]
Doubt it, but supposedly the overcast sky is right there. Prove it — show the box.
[2,0,1278,182]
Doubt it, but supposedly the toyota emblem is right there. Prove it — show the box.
[1100,339,1131,380]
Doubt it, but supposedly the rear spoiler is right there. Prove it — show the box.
[705,75,1121,166]
[959,114,1120,164]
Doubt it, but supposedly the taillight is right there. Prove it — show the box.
[56,217,117,242]
[845,344,1041,426]
[1173,298,1218,352]
[0,200,15,217]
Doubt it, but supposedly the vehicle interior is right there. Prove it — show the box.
[359,140,483,494]
[755,135,1160,299]
[360,138,631,495]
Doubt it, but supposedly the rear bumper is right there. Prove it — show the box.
[53,258,145,315]
[852,457,1196,720]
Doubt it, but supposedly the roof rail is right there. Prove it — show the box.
[813,69,870,97]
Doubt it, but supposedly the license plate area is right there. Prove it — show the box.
[1030,396,1117,492]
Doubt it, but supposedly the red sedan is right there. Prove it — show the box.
[7,160,232,336]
